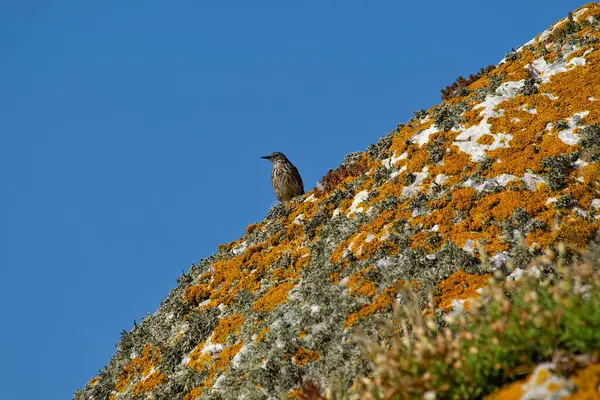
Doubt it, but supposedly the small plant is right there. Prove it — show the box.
[580,126,600,162]
[427,136,447,164]
[403,173,416,186]
[554,120,570,131]
[432,102,468,132]
[520,70,541,96]
[488,74,504,93]
[315,155,369,197]
[412,109,428,120]
[550,12,581,44]
[441,65,495,101]
[579,124,600,150]
[367,135,394,161]
[504,51,519,62]
[554,194,576,210]
[541,153,578,190]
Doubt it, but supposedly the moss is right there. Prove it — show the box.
[554,120,570,131]
[550,12,581,43]
[403,172,416,185]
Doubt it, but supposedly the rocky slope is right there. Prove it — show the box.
[75,3,600,399]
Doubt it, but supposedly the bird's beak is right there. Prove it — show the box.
[261,155,271,160]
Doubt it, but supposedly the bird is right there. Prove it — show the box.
[261,152,305,202]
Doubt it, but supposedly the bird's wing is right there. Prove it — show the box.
[292,164,305,194]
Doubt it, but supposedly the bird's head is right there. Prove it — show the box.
[261,152,288,164]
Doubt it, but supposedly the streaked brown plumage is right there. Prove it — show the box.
[261,152,305,202]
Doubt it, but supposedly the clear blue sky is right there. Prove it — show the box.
[0,1,582,398]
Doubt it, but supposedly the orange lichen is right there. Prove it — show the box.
[115,344,162,392]
[555,217,600,247]
[245,222,261,234]
[212,313,245,344]
[486,379,525,399]
[252,282,295,312]
[434,147,476,179]
[183,284,212,306]
[360,38,600,257]
[188,205,309,308]
[293,348,321,366]
[462,105,486,127]
[185,343,244,398]
[88,376,100,386]
[255,327,270,342]
[564,362,600,400]
[547,382,561,392]
[329,271,340,283]
[218,237,245,253]
[405,146,430,172]
[576,4,600,23]
[187,340,213,371]
[214,342,244,371]
[477,134,496,145]
[536,368,550,385]
[489,362,600,400]
[345,288,396,328]
[130,371,168,395]
[435,269,491,310]
[184,386,204,400]
[272,267,298,282]
[495,47,536,82]
[347,267,378,297]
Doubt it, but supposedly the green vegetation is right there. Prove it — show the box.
[343,242,600,399]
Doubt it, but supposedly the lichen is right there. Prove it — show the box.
[434,269,491,310]
[115,344,162,393]
[252,282,296,312]
[75,5,600,399]
[292,348,321,366]
[130,371,168,395]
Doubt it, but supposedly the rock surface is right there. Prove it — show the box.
[75,4,600,399]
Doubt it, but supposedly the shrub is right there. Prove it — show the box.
[441,65,495,101]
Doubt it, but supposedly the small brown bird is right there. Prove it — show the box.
[261,152,305,202]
